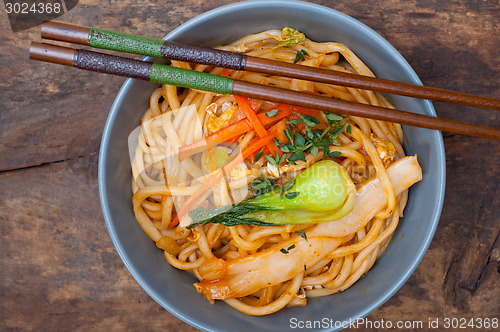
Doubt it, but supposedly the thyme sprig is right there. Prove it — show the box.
[294,49,310,63]
[280,244,296,254]
[251,147,265,166]
[279,178,296,199]
[265,149,287,170]
[265,109,280,118]
[248,175,276,197]
[296,230,308,241]
[272,112,349,164]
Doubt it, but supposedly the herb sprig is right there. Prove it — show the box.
[251,147,264,166]
[265,149,287,172]
[279,178,296,199]
[295,230,308,241]
[271,112,349,164]
[265,109,280,118]
[294,49,310,63]
[280,244,296,254]
[188,204,276,229]
[248,175,276,197]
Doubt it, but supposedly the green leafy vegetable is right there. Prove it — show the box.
[187,160,356,228]
[265,109,279,118]
[279,179,296,199]
[280,244,296,254]
[265,154,278,168]
[264,150,286,176]
[188,204,276,228]
[301,114,320,127]
[329,151,342,159]
[274,112,348,164]
[283,179,296,192]
[251,147,264,166]
[272,27,306,48]
[248,176,276,197]
[310,145,319,157]
[294,131,306,146]
[296,230,308,241]
[294,49,310,63]
[325,113,343,122]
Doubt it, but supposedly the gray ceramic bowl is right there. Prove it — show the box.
[98,1,445,331]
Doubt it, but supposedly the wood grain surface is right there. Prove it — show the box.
[1,0,499,331]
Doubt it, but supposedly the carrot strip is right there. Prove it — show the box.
[233,96,268,137]
[226,136,239,144]
[220,68,231,78]
[178,105,291,160]
[228,106,246,125]
[234,96,281,156]
[169,215,179,227]
[289,106,322,118]
[177,135,274,220]
[268,119,288,143]
[247,98,264,113]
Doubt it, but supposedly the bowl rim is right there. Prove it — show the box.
[98,1,446,331]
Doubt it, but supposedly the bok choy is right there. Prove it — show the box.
[188,160,356,227]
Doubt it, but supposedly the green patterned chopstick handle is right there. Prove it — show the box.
[87,28,247,70]
[73,49,234,95]
[88,28,165,58]
[150,63,234,94]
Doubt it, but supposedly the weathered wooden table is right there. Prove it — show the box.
[1,0,498,330]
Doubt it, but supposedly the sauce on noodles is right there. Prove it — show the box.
[130,28,422,315]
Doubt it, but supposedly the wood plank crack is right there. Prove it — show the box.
[0,150,99,175]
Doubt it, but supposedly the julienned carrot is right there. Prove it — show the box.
[268,118,288,143]
[289,107,321,118]
[220,68,231,78]
[177,135,274,221]
[228,107,246,125]
[171,106,319,226]
[233,96,268,137]
[222,71,262,123]
[226,136,239,144]
[178,104,291,160]
[234,96,281,157]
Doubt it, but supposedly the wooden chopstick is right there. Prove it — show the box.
[29,42,500,140]
[40,21,500,111]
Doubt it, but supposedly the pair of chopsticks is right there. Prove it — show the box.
[30,22,500,140]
